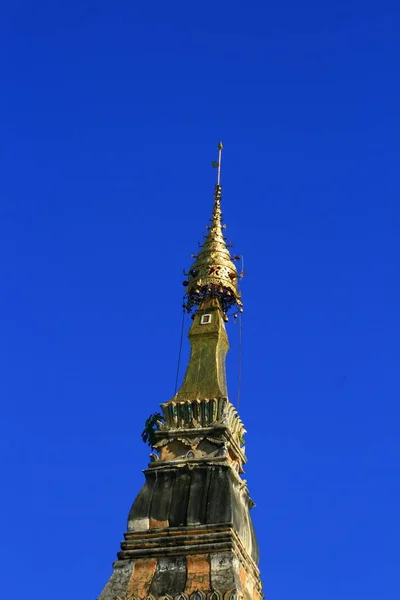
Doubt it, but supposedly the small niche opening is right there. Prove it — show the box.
[200,314,212,325]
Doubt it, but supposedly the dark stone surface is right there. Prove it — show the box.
[128,471,156,525]
[169,470,191,527]
[149,556,187,597]
[187,468,212,525]
[150,470,175,524]
[206,467,232,525]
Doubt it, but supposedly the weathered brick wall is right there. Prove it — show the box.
[99,550,261,600]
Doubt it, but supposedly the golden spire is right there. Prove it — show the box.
[183,142,243,316]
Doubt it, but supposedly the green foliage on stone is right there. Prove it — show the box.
[141,412,164,448]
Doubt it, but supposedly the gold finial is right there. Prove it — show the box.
[183,142,243,316]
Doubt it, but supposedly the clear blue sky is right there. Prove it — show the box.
[1,2,399,599]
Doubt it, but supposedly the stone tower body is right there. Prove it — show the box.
[98,143,263,600]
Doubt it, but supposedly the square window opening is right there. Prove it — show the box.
[200,314,212,325]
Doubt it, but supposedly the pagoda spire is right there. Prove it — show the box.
[97,144,262,600]
[175,142,243,401]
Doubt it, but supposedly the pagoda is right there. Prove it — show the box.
[98,143,263,600]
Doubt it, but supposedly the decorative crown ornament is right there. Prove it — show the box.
[183,142,244,316]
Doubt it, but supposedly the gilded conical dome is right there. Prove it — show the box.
[183,143,243,316]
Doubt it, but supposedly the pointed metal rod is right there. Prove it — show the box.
[217,141,223,186]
